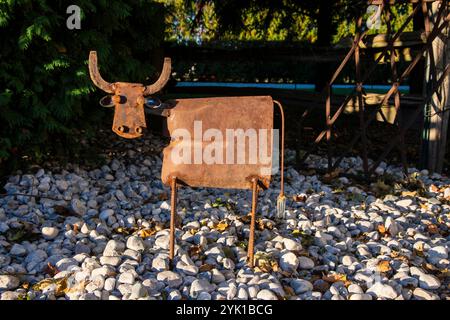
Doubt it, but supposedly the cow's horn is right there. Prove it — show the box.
[89,51,115,94]
[143,57,171,96]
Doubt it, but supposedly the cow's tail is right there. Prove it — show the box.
[273,100,286,219]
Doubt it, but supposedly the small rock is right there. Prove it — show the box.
[190,279,216,298]
[104,278,116,292]
[412,288,440,300]
[341,255,357,266]
[298,256,314,269]
[157,271,182,288]
[291,279,313,294]
[71,199,87,216]
[395,199,413,209]
[280,252,299,272]
[100,256,121,267]
[103,240,125,257]
[367,283,398,299]
[41,226,59,240]
[155,235,169,250]
[256,289,278,300]
[427,246,448,264]
[283,238,302,251]
[10,244,27,256]
[349,293,373,300]
[152,257,168,272]
[0,275,20,290]
[130,283,148,299]
[418,273,441,290]
[1,291,21,300]
[118,272,135,285]
[126,236,145,252]
[385,217,399,236]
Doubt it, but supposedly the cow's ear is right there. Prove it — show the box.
[99,95,114,108]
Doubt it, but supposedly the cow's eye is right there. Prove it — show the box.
[113,95,127,104]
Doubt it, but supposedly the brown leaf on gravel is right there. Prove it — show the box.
[214,221,229,232]
[158,192,169,201]
[427,224,439,234]
[238,214,252,224]
[114,227,138,236]
[401,191,417,197]
[137,228,157,238]
[44,262,59,277]
[256,219,274,231]
[390,251,410,264]
[188,245,202,257]
[283,286,295,297]
[199,264,214,272]
[322,273,351,286]
[53,205,79,217]
[377,260,391,273]
[430,184,439,192]
[293,194,307,202]
[377,225,387,234]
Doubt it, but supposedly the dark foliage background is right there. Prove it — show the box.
[0,0,165,172]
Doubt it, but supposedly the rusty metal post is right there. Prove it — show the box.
[331,7,450,171]
[325,84,332,172]
[369,64,450,173]
[169,176,178,262]
[247,177,259,268]
[386,1,408,175]
[355,16,369,176]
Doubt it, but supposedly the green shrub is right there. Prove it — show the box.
[0,0,165,170]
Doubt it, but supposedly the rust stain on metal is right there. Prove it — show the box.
[161,96,274,190]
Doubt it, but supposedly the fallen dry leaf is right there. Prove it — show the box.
[322,273,351,286]
[401,191,417,197]
[293,194,307,202]
[44,262,59,277]
[158,192,169,201]
[214,221,229,232]
[256,219,274,231]
[188,245,202,257]
[377,260,391,273]
[137,228,157,238]
[53,205,79,217]
[283,286,295,297]
[199,264,214,272]
[238,214,252,224]
[32,276,69,297]
[427,224,439,234]
[377,225,386,234]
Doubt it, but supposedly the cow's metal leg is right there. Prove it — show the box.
[169,176,178,264]
[247,177,259,268]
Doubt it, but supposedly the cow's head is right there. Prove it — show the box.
[89,51,171,139]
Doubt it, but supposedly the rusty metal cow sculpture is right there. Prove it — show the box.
[88,51,286,267]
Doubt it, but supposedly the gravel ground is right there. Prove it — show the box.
[0,133,449,300]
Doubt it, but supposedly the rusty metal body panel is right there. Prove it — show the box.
[161,96,274,190]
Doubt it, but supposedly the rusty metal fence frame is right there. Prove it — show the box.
[298,0,449,177]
